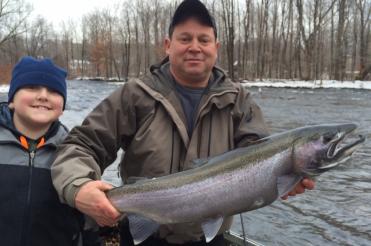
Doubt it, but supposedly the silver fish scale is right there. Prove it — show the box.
[109,149,292,224]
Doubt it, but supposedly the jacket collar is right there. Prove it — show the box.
[0,102,14,131]
[134,60,240,146]
[146,58,238,104]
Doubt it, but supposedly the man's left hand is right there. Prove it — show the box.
[281,178,315,200]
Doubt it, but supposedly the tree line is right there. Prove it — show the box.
[0,0,370,83]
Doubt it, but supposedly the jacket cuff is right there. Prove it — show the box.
[65,178,93,208]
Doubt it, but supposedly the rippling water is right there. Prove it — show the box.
[231,87,371,246]
[1,80,370,245]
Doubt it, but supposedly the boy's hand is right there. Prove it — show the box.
[281,178,315,200]
[75,180,121,227]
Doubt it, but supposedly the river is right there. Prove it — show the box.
[1,80,370,245]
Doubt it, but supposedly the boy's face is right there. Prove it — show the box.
[9,85,64,131]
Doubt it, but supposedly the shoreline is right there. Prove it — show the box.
[241,79,371,90]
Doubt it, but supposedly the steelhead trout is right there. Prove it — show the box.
[106,123,365,244]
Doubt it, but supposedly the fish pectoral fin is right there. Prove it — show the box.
[277,174,302,197]
[127,213,159,245]
[201,216,224,243]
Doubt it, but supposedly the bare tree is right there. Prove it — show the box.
[138,0,152,75]
[85,11,105,77]
[269,0,279,78]
[351,2,359,77]
[60,20,78,76]
[256,0,270,79]
[101,9,116,79]
[133,7,142,77]
[220,0,236,80]
[0,0,31,48]
[241,0,253,79]
[80,16,88,77]
[278,0,289,78]
[24,17,51,57]
[1,0,368,81]
[355,0,371,79]
[118,6,132,80]
[334,0,348,80]
[152,0,163,62]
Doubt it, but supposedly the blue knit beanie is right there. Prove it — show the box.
[8,56,67,109]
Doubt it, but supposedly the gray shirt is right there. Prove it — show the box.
[174,82,205,136]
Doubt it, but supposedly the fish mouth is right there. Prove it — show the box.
[303,126,366,176]
[318,131,366,171]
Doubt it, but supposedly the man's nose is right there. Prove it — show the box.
[188,39,201,52]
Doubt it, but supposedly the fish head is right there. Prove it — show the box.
[293,123,365,177]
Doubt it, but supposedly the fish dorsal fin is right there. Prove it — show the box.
[277,174,302,197]
[201,216,224,243]
[127,214,159,245]
[191,158,210,168]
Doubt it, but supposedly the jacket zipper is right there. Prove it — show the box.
[193,90,235,158]
[27,151,36,208]
[170,123,175,173]
[208,111,213,156]
[20,150,36,245]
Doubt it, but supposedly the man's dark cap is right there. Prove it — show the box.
[168,0,217,39]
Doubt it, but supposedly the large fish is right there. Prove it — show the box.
[106,123,365,244]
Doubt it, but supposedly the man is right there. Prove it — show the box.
[51,0,314,245]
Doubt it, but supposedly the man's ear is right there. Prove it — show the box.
[164,38,171,56]
[8,102,14,109]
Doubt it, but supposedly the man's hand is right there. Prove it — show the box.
[75,180,121,227]
[281,178,315,200]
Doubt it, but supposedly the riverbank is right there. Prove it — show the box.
[241,79,371,90]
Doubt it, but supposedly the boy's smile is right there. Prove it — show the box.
[9,85,64,138]
[32,105,52,110]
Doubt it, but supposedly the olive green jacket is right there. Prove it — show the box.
[51,61,269,243]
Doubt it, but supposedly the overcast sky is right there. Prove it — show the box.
[29,0,113,26]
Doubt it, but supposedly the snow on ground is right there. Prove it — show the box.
[0,84,9,93]
[241,79,371,90]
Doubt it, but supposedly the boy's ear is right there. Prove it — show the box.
[8,102,14,109]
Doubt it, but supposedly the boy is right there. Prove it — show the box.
[0,56,83,245]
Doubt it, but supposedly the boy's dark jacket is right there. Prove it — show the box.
[0,102,83,246]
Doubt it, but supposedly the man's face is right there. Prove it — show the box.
[165,18,219,88]
[9,85,64,134]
